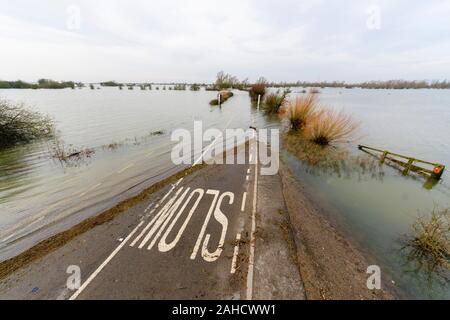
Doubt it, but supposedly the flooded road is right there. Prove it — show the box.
[0,86,449,299]
[0,87,276,261]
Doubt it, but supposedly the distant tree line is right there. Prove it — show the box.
[214,71,249,90]
[3,77,449,91]
[270,80,450,89]
[0,79,75,89]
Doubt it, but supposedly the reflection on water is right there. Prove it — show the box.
[0,88,278,261]
[282,131,386,182]
[0,143,42,204]
[398,208,449,290]
[359,148,443,190]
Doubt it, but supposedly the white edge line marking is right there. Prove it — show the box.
[69,220,144,300]
[241,192,247,212]
[70,177,184,299]
[230,233,241,274]
[246,134,258,300]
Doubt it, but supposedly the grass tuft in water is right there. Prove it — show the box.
[286,93,318,130]
[263,90,289,114]
[304,110,358,146]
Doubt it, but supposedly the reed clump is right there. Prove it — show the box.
[286,93,318,129]
[263,90,289,114]
[303,110,358,146]
[0,100,54,149]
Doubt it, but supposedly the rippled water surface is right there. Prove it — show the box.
[0,88,277,260]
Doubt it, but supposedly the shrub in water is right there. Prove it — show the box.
[263,90,288,114]
[304,110,358,146]
[0,100,54,148]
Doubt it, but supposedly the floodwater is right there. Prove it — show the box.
[282,87,450,299]
[0,86,449,299]
[0,87,277,261]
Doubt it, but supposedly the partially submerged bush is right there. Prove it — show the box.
[263,90,289,114]
[249,83,266,101]
[286,93,318,130]
[173,84,186,90]
[410,209,449,267]
[304,110,358,146]
[0,100,54,148]
[209,99,219,106]
[149,130,164,136]
[401,208,449,281]
[209,91,234,105]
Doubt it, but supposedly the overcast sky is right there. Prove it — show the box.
[1,0,449,83]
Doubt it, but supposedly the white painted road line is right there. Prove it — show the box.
[192,116,234,167]
[69,220,144,300]
[117,162,134,174]
[190,190,220,260]
[131,188,183,248]
[241,192,247,212]
[69,176,185,299]
[230,233,241,274]
[143,202,154,213]
[143,178,183,214]
[246,134,258,300]
[80,183,102,197]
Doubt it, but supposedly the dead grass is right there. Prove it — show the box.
[249,83,266,101]
[209,90,233,105]
[402,208,449,278]
[304,110,358,146]
[49,137,94,163]
[286,93,319,130]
